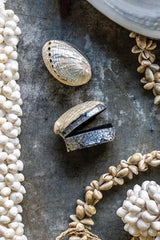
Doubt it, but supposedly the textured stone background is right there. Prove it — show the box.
[6,0,160,239]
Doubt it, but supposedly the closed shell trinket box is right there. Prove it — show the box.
[54,101,115,152]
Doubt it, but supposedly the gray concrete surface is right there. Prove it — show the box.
[6,0,160,239]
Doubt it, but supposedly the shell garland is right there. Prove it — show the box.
[130,32,160,105]
[42,40,92,86]
[117,181,160,240]
[0,2,27,240]
[56,150,160,240]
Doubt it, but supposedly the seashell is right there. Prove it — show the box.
[54,101,115,151]
[76,205,85,220]
[93,189,103,200]
[129,195,137,204]
[109,166,117,176]
[136,36,146,50]
[42,40,91,86]
[77,199,85,206]
[141,181,150,191]
[116,168,129,178]
[84,204,96,218]
[145,68,154,82]
[151,222,160,231]
[69,222,78,228]
[141,230,148,237]
[124,213,138,224]
[114,177,124,185]
[116,207,128,218]
[80,218,94,226]
[144,82,154,90]
[85,190,94,205]
[133,184,141,197]
[139,190,150,201]
[127,189,134,198]
[129,165,139,175]
[150,64,160,72]
[154,72,160,81]
[70,214,79,223]
[148,228,157,237]
[120,160,128,168]
[128,226,139,236]
[129,205,141,214]
[148,185,157,197]
[149,159,160,167]
[124,223,129,232]
[103,174,113,182]
[99,180,113,191]
[154,194,160,204]
[137,219,150,231]
[154,83,160,95]
[146,200,159,215]
[122,200,133,210]
[141,211,157,222]
[154,96,160,105]
[90,180,99,189]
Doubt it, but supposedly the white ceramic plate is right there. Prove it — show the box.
[87,0,160,39]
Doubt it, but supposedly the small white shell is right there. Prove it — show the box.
[146,200,159,215]
[116,207,127,218]
[142,211,157,222]
[136,219,150,231]
[129,205,141,213]
[42,40,92,86]
[151,222,160,231]
[124,213,138,224]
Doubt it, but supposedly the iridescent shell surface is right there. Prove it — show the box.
[42,40,92,86]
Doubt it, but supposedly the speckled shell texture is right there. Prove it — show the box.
[65,126,115,152]
[54,101,104,137]
[42,40,92,86]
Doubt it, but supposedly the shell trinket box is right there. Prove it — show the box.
[54,101,115,152]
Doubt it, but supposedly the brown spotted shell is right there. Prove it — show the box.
[42,40,92,86]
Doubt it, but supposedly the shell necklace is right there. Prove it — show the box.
[0,1,27,240]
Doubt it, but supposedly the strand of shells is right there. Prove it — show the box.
[117,181,160,240]
[130,32,160,105]
[56,150,160,240]
[0,2,27,240]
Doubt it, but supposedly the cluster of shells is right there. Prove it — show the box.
[0,3,27,240]
[117,181,160,240]
[55,151,160,240]
[130,32,160,105]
